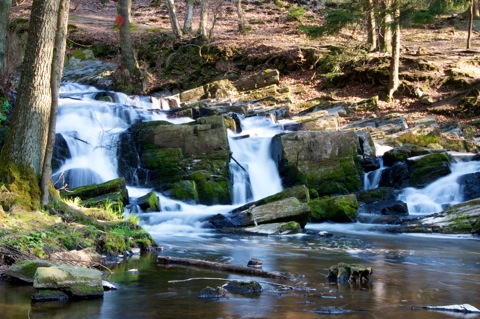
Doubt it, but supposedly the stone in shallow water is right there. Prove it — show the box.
[198,286,226,299]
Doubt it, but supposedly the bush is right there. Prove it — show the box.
[286,5,306,22]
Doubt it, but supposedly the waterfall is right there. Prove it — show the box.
[364,158,385,190]
[228,115,284,204]
[399,160,480,215]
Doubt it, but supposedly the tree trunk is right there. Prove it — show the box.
[41,0,69,207]
[0,0,12,72]
[378,0,392,53]
[387,2,400,101]
[468,0,474,50]
[118,0,139,73]
[166,0,183,37]
[199,0,209,38]
[237,0,245,32]
[366,0,377,51]
[1,0,59,177]
[183,0,193,33]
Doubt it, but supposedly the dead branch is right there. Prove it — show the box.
[157,256,292,281]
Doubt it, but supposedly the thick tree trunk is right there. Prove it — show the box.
[0,0,12,72]
[366,0,377,51]
[468,0,474,50]
[41,0,69,207]
[199,0,209,38]
[183,0,193,33]
[378,0,392,53]
[387,2,400,100]
[118,0,139,73]
[166,0,183,37]
[0,0,59,177]
[237,0,245,32]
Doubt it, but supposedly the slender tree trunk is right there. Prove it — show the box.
[1,0,59,177]
[0,0,12,72]
[378,0,392,53]
[388,2,400,100]
[237,0,245,32]
[166,0,183,37]
[118,0,139,73]
[467,0,474,50]
[184,0,193,33]
[199,0,209,38]
[41,0,69,207]
[366,0,377,51]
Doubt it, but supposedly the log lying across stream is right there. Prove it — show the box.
[157,256,291,281]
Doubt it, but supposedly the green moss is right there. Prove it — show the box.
[102,232,127,256]
[170,180,198,203]
[278,221,301,233]
[309,194,358,222]
[0,163,41,210]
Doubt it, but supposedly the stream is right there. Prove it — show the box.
[0,84,479,318]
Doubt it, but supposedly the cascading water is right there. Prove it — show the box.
[55,83,285,237]
[399,159,480,215]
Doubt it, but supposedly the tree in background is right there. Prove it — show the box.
[166,0,183,37]
[199,0,209,38]
[0,0,69,209]
[467,0,474,49]
[0,0,12,72]
[184,0,194,33]
[388,0,401,100]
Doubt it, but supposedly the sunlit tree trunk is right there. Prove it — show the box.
[366,0,377,51]
[118,0,139,73]
[378,0,392,53]
[166,0,183,37]
[41,0,69,207]
[184,0,193,33]
[467,0,474,49]
[237,0,245,32]
[0,0,12,71]
[199,0,209,38]
[388,1,400,100]
[0,0,60,208]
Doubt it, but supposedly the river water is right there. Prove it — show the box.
[1,84,479,318]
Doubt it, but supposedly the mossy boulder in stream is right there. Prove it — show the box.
[273,131,374,196]
[308,194,359,223]
[407,152,453,188]
[118,115,232,205]
[6,259,54,283]
[32,265,103,301]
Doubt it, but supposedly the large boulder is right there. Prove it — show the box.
[118,115,232,205]
[458,172,480,201]
[308,194,359,223]
[60,177,129,208]
[224,197,311,228]
[5,259,54,283]
[356,187,408,223]
[273,130,374,196]
[32,265,104,301]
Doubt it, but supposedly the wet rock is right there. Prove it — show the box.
[382,144,434,166]
[273,130,374,197]
[198,286,227,299]
[327,262,372,284]
[309,194,359,223]
[223,280,262,294]
[407,152,453,188]
[135,191,160,212]
[247,258,263,269]
[312,306,356,315]
[60,177,129,208]
[422,304,480,313]
[243,221,302,235]
[227,197,311,227]
[399,198,480,234]
[379,162,410,189]
[31,289,69,302]
[33,265,104,300]
[6,259,54,283]
[52,133,71,172]
[458,171,480,201]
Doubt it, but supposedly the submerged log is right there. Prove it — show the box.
[157,256,291,280]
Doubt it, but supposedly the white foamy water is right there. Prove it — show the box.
[399,160,480,215]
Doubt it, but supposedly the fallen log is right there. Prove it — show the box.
[157,256,291,281]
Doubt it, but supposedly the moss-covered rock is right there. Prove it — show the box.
[61,177,129,208]
[223,280,262,294]
[243,221,301,235]
[408,152,453,188]
[6,259,54,283]
[136,191,160,212]
[309,194,359,223]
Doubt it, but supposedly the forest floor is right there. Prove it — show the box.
[10,0,480,129]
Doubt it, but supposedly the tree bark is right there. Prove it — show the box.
[366,0,377,51]
[468,0,474,50]
[237,0,245,32]
[183,0,193,33]
[118,0,139,73]
[378,0,392,53]
[0,0,59,177]
[166,0,183,37]
[0,0,12,72]
[41,0,69,207]
[199,0,209,38]
[387,1,400,100]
